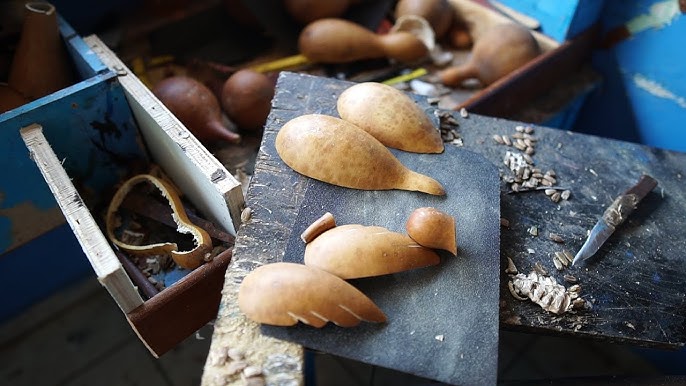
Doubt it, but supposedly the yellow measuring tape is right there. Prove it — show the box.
[250,54,311,73]
[381,68,428,85]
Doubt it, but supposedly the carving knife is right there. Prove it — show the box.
[572,174,658,266]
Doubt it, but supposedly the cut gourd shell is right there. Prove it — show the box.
[304,224,441,279]
[390,15,436,53]
[406,207,457,255]
[238,262,387,327]
[105,174,213,270]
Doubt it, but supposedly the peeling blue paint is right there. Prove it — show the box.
[574,0,686,152]
[625,0,681,34]
[496,0,605,42]
[0,25,147,254]
[631,73,686,108]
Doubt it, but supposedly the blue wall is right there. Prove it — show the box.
[574,0,686,152]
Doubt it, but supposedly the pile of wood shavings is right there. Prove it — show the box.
[136,254,175,291]
[119,228,176,291]
[435,110,463,146]
[494,125,571,202]
[507,269,591,315]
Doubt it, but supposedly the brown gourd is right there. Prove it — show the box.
[438,22,540,87]
[337,82,444,154]
[220,69,274,133]
[238,262,387,327]
[298,18,428,64]
[8,2,73,101]
[304,224,441,279]
[275,114,445,195]
[406,207,457,255]
[152,76,241,144]
[105,174,213,270]
[300,212,337,243]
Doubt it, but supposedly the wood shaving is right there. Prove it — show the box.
[548,233,564,243]
[563,274,578,284]
[533,261,547,275]
[505,256,518,274]
[241,207,252,223]
[243,366,263,378]
[509,271,584,315]
[528,225,538,236]
[493,126,574,203]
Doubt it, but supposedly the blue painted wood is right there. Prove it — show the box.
[497,0,605,41]
[58,16,109,78]
[0,19,147,254]
[574,0,686,152]
[0,14,149,319]
[0,72,147,252]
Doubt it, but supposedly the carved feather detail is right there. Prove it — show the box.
[239,263,386,328]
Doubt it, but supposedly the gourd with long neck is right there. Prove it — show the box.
[298,18,429,64]
[439,22,540,87]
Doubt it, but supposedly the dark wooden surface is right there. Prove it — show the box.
[244,71,686,359]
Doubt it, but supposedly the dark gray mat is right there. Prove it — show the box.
[262,145,501,386]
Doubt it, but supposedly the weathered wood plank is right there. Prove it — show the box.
[200,74,317,386]
[20,124,144,313]
[84,35,244,236]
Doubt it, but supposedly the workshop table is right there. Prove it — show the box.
[201,72,686,385]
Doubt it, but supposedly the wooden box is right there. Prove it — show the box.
[18,34,245,357]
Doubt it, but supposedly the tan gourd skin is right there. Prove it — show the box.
[337,82,444,154]
[439,23,540,87]
[298,18,428,64]
[394,0,454,38]
[153,76,241,144]
[276,114,445,195]
[406,207,457,255]
[304,224,441,279]
[238,262,387,327]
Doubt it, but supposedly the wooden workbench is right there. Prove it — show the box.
[201,72,686,385]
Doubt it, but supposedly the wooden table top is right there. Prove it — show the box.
[201,72,686,385]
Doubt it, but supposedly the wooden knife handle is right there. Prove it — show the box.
[625,174,658,201]
[603,175,657,228]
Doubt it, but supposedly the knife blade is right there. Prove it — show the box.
[572,174,658,266]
